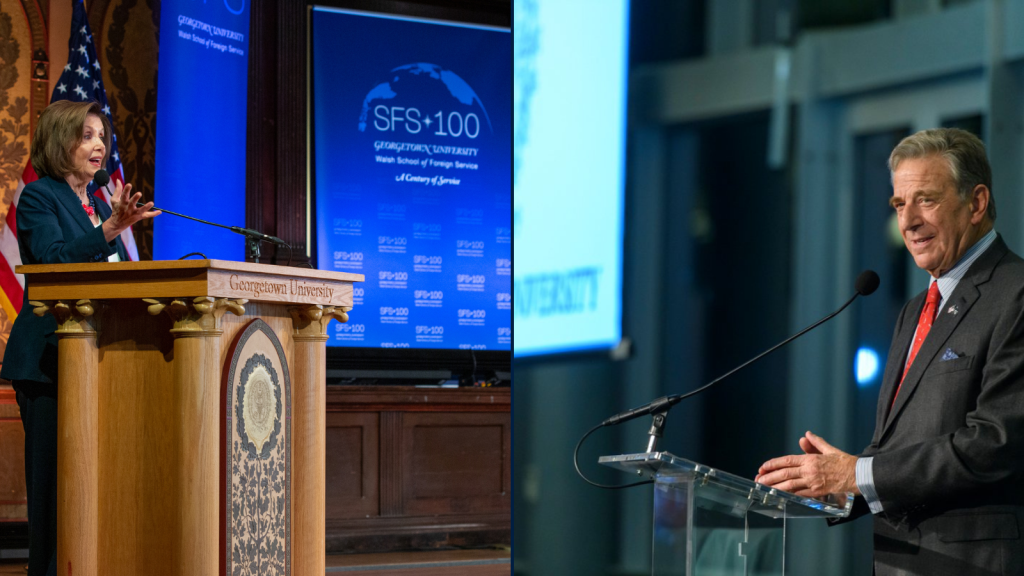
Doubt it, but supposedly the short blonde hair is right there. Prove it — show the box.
[888,128,996,221]
[30,100,111,180]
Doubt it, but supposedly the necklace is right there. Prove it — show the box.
[82,191,96,217]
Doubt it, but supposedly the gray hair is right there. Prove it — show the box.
[888,128,996,222]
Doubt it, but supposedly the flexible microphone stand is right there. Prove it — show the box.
[92,169,292,264]
[132,201,293,265]
[574,270,880,489]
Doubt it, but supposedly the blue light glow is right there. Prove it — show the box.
[855,347,880,386]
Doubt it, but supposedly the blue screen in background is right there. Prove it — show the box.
[154,1,250,260]
[312,8,512,351]
[513,0,629,357]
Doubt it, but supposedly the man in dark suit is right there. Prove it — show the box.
[756,128,1024,575]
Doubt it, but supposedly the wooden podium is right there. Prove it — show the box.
[17,260,363,576]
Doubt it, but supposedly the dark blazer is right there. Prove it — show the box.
[0,175,127,385]
[841,235,1024,576]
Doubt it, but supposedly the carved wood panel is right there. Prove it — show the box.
[325,411,379,519]
[324,386,510,552]
[380,411,403,516]
[0,389,26,522]
[402,412,510,516]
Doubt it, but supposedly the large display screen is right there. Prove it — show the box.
[153,0,251,260]
[312,7,512,351]
[513,0,630,357]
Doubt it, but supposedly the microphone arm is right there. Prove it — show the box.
[135,201,291,264]
[574,271,879,488]
[92,170,290,263]
[603,291,863,428]
[600,269,878,455]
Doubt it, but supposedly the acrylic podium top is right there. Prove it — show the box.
[600,452,853,519]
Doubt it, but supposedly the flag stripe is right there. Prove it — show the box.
[0,251,23,314]
[0,229,24,290]
[21,161,37,185]
[8,172,27,235]
[3,178,26,302]
[0,283,17,324]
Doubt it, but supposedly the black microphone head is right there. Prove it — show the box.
[93,169,110,187]
[855,270,880,296]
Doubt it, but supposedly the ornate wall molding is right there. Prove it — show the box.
[0,2,33,213]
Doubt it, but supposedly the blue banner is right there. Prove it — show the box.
[312,8,511,351]
[154,1,251,260]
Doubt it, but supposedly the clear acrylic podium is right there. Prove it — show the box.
[600,452,853,576]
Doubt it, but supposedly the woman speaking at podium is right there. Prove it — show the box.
[1,100,160,575]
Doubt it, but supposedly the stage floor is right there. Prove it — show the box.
[0,548,512,575]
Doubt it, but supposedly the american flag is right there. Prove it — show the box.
[0,0,140,322]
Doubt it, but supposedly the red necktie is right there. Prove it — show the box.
[892,281,941,407]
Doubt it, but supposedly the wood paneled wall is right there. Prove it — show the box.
[324,386,510,552]
[0,389,26,524]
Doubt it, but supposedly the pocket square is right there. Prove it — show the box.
[940,348,960,361]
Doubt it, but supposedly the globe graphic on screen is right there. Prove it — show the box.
[357,63,492,137]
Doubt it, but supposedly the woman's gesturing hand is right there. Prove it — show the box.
[102,179,161,243]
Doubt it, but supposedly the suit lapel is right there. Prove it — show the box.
[881,287,977,436]
[52,177,96,236]
[873,299,920,443]
[878,237,1006,442]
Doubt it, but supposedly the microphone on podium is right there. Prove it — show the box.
[93,168,111,188]
[854,269,881,297]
